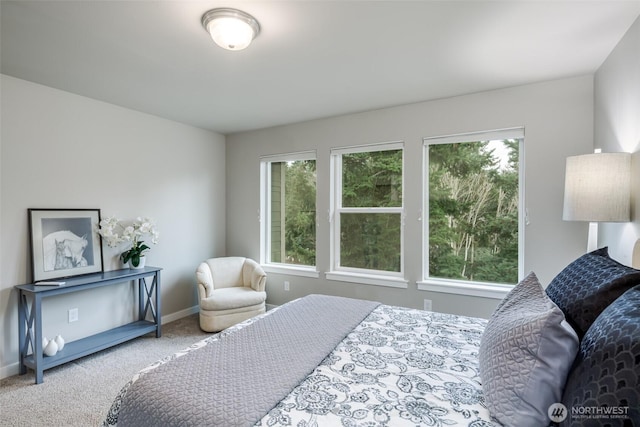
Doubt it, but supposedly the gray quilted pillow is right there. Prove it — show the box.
[479,272,579,426]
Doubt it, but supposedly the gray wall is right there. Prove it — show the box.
[595,16,640,263]
[226,76,594,317]
[0,75,226,378]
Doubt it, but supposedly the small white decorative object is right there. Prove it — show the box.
[44,339,58,357]
[54,335,65,351]
[42,337,49,348]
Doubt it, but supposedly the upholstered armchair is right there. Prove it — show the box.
[195,257,267,332]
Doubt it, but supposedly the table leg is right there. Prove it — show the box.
[138,278,144,321]
[155,272,162,338]
[34,295,43,384]
[18,292,27,375]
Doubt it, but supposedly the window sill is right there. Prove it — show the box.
[417,278,513,300]
[262,264,320,278]
[326,271,408,289]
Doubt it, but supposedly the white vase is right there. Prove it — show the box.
[44,339,58,357]
[54,335,65,351]
[130,256,146,269]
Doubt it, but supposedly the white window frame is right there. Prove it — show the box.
[418,128,525,299]
[327,141,408,288]
[259,151,319,278]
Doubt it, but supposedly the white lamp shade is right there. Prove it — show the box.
[563,152,630,222]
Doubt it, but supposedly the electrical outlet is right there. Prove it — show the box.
[284,281,290,291]
[423,299,432,311]
[68,308,79,323]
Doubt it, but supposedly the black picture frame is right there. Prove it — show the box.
[28,208,104,282]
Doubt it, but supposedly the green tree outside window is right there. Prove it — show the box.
[428,139,520,284]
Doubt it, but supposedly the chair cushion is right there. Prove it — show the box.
[561,285,640,424]
[200,287,266,311]
[207,257,247,289]
[545,247,640,338]
[479,272,579,426]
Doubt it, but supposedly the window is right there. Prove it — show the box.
[260,152,317,275]
[328,142,406,287]
[422,129,524,292]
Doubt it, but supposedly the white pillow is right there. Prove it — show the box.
[479,272,579,426]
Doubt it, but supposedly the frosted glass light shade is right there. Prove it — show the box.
[563,152,630,222]
[202,8,260,51]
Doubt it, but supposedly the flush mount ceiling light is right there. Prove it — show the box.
[201,8,260,51]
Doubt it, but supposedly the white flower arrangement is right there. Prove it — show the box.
[98,216,159,267]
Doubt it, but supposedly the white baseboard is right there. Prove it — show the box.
[162,305,199,324]
[1,362,20,380]
[1,305,201,381]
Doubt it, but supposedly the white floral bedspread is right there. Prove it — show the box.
[257,305,500,427]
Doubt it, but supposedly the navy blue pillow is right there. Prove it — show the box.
[561,285,640,426]
[546,247,640,338]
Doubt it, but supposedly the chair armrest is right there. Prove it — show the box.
[251,269,267,292]
[197,283,208,303]
[196,262,214,298]
[243,258,267,292]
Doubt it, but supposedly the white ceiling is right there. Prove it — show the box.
[2,1,639,134]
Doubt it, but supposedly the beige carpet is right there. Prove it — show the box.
[0,314,210,427]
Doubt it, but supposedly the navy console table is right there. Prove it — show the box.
[16,267,162,384]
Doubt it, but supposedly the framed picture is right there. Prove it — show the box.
[28,208,104,282]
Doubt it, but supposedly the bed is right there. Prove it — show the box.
[104,294,497,426]
[104,248,640,427]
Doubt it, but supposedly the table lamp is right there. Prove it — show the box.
[562,151,630,252]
